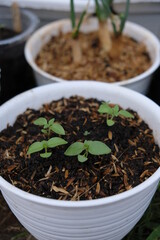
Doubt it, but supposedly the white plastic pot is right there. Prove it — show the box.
[0,81,160,240]
[25,18,160,94]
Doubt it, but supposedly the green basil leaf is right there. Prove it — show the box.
[107,119,115,126]
[78,155,88,163]
[27,142,44,155]
[47,137,67,148]
[64,142,84,156]
[40,152,52,158]
[34,117,47,126]
[98,102,113,114]
[119,109,134,118]
[41,129,47,134]
[44,123,49,129]
[113,105,119,117]
[41,140,48,148]
[51,123,65,135]
[48,118,55,126]
[87,140,111,155]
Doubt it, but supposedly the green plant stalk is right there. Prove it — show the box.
[44,144,48,154]
[70,0,88,39]
[72,10,86,39]
[119,0,130,34]
[102,0,112,16]
[95,0,101,20]
[101,0,118,36]
[70,0,76,29]
[110,0,130,36]
[100,0,130,36]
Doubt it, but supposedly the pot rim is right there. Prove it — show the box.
[25,18,160,86]
[0,81,160,208]
[0,9,39,46]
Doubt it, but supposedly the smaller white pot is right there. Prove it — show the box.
[0,81,160,240]
[25,18,160,94]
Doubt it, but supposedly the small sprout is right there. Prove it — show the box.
[98,102,134,126]
[83,130,91,136]
[64,140,111,163]
[27,137,68,158]
[34,117,65,136]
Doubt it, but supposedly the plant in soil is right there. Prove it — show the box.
[64,140,111,162]
[0,96,159,201]
[35,0,151,83]
[27,117,67,158]
[27,138,68,159]
[98,102,134,126]
[33,117,65,136]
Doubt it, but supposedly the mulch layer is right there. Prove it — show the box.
[0,96,159,201]
[36,31,151,82]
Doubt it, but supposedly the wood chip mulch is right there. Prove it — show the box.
[36,31,151,82]
[0,96,159,201]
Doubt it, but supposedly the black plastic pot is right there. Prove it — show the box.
[0,8,39,104]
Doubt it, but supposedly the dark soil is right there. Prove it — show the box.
[36,31,151,82]
[0,96,159,201]
[0,27,18,40]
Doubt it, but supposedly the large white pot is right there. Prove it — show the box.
[25,18,160,94]
[0,81,160,240]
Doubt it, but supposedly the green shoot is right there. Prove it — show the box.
[27,137,68,158]
[118,0,130,35]
[70,0,89,39]
[108,0,130,36]
[70,0,76,29]
[83,130,91,136]
[34,117,65,136]
[96,0,130,36]
[98,102,134,126]
[64,140,111,163]
[95,0,108,21]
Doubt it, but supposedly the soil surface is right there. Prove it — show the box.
[36,31,151,82]
[0,96,159,201]
[0,27,18,40]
